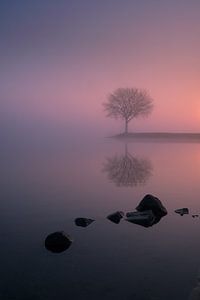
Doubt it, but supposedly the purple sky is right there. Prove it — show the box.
[1,0,200,136]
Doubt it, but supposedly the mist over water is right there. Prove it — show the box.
[1,130,200,299]
[1,1,200,299]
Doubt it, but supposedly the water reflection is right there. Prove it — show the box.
[189,269,200,299]
[103,144,153,187]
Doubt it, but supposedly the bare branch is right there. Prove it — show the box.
[103,149,153,187]
[103,87,154,133]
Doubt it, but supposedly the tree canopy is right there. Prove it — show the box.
[103,144,153,187]
[103,87,154,133]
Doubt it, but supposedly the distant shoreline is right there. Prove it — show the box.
[111,132,200,142]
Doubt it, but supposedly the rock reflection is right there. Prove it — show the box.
[103,144,153,187]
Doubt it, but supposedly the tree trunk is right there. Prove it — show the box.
[125,143,128,157]
[125,119,128,134]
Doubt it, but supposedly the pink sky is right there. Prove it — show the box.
[1,1,200,135]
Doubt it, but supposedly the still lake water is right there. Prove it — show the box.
[1,136,200,300]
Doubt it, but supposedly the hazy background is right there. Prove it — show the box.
[1,3,200,298]
[1,0,200,140]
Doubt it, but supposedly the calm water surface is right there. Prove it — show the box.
[1,137,200,299]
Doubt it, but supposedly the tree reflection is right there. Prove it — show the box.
[103,144,153,187]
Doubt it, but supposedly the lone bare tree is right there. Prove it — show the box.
[103,87,154,134]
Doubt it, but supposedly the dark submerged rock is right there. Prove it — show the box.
[126,210,156,227]
[126,194,167,227]
[45,231,72,253]
[107,211,124,224]
[75,218,94,227]
[192,214,199,218]
[136,194,168,217]
[175,208,189,216]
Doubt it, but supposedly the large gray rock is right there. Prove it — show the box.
[45,231,73,253]
[136,194,167,217]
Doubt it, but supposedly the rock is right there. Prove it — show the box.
[126,194,168,227]
[192,215,199,218]
[126,210,156,227]
[45,231,72,253]
[174,208,189,216]
[136,194,168,217]
[107,211,124,224]
[75,218,94,227]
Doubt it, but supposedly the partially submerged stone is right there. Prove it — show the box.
[126,210,156,227]
[126,194,167,227]
[75,218,94,227]
[107,211,124,224]
[45,231,72,253]
[192,215,199,218]
[136,194,168,217]
[175,208,189,216]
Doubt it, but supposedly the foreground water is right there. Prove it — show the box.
[1,136,200,299]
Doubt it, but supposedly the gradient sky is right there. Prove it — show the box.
[1,0,200,136]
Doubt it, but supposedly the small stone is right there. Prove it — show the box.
[107,211,124,224]
[75,218,94,227]
[45,231,72,253]
[175,208,189,216]
[192,215,199,218]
